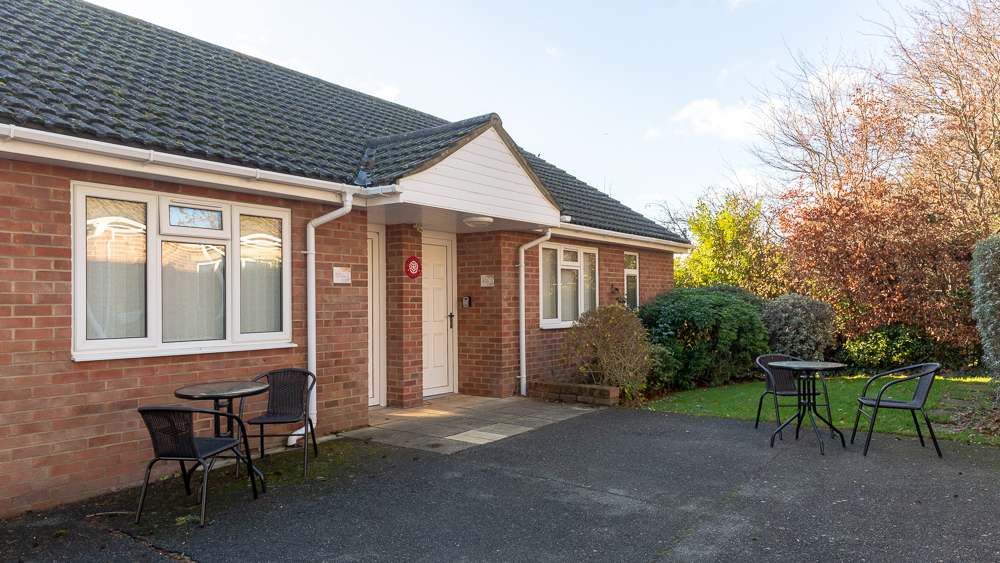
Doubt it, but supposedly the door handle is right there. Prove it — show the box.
[448,312,455,329]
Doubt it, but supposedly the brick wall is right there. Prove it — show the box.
[456,232,520,397]
[521,235,675,385]
[456,232,675,393]
[0,158,368,518]
[384,224,423,408]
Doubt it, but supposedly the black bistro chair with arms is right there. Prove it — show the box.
[238,368,319,476]
[850,362,943,457]
[135,406,263,528]
[755,354,836,438]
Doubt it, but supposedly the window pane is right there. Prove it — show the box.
[561,268,579,321]
[162,242,226,342]
[583,253,597,312]
[563,249,579,263]
[626,274,638,310]
[85,197,147,340]
[240,215,282,333]
[624,253,638,270]
[169,205,223,230]
[542,248,558,319]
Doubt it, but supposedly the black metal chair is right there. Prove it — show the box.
[850,363,942,457]
[135,406,263,528]
[238,368,319,476]
[755,354,835,438]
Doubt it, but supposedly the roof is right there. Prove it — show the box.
[0,0,688,244]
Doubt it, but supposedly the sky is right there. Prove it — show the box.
[86,0,910,222]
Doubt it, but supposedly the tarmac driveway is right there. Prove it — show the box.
[5,408,1000,562]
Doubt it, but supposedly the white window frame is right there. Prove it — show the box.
[158,196,231,240]
[624,252,639,309]
[539,243,599,329]
[72,182,294,361]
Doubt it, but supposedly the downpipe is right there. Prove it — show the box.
[517,229,551,396]
[288,193,354,446]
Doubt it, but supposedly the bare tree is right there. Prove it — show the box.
[887,0,1000,230]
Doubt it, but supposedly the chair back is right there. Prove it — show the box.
[138,407,199,459]
[908,363,942,406]
[259,368,315,417]
[756,354,804,393]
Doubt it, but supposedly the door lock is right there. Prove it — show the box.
[448,312,455,329]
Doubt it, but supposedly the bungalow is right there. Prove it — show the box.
[0,0,691,517]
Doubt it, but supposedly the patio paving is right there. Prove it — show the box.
[341,394,601,453]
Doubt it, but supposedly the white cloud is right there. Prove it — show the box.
[642,125,664,139]
[728,0,761,9]
[370,83,400,102]
[714,69,729,86]
[670,99,758,140]
[545,45,561,59]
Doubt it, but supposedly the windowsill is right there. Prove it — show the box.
[71,341,298,362]
[540,321,575,330]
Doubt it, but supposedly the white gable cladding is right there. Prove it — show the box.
[396,127,560,226]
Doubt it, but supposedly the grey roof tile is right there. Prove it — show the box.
[0,0,687,245]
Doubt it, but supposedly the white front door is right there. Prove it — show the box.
[422,236,455,396]
[367,228,386,407]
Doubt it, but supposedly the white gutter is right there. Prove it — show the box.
[551,222,694,254]
[517,229,552,396]
[288,193,355,446]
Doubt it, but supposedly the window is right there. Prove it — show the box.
[624,252,639,309]
[73,183,293,360]
[540,243,598,327]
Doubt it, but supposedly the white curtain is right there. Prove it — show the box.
[561,268,579,321]
[239,215,282,333]
[85,197,147,340]
[541,248,558,319]
[161,242,226,342]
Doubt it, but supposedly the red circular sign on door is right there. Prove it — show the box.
[405,256,421,278]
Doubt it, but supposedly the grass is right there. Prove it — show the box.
[647,374,1000,446]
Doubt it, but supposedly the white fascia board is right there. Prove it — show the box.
[0,124,360,204]
[551,223,693,253]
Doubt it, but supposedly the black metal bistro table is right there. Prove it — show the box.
[174,381,269,439]
[174,380,269,481]
[768,361,847,455]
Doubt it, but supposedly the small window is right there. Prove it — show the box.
[624,252,639,309]
[540,243,598,326]
[159,197,231,239]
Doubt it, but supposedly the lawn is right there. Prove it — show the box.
[647,373,1000,446]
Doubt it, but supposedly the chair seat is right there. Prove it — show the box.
[246,412,304,425]
[858,397,921,410]
[195,436,241,458]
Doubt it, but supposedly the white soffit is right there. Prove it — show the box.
[396,127,561,226]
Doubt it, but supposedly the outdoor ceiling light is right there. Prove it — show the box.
[462,216,494,228]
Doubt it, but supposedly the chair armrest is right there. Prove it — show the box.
[860,364,926,397]
[873,372,922,404]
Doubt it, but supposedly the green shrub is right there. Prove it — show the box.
[562,304,651,398]
[835,323,967,370]
[972,235,1000,375]
[647,344,690,391]
[639,288,770,386]
[701,283,768,314]
[761,293,836,361]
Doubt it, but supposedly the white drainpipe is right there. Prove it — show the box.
[288,193,354,445]
[518,229,551,396]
